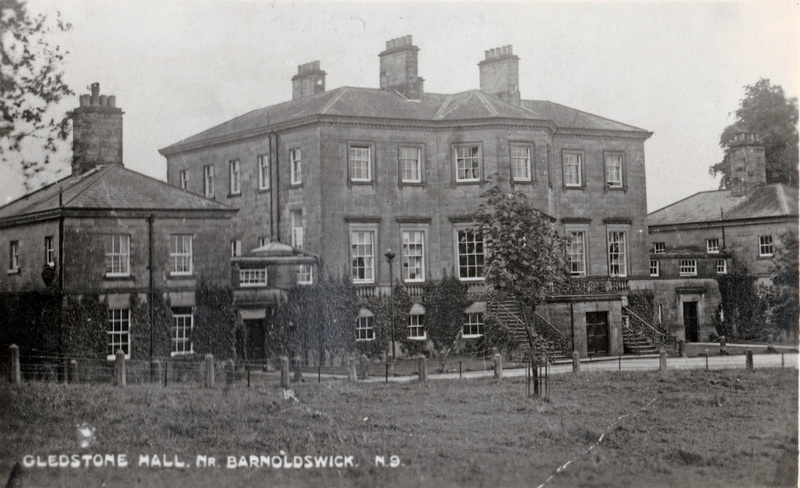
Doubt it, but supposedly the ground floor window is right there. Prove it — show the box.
[408,314,425,340]
[356,314,375,341]
[462,313,484,338]
[171,307,193,356]
[107,308,130,359]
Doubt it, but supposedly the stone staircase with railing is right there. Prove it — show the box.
[622,306,678,355]
[487,297,569,360]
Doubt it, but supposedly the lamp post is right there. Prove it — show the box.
[384,249,396,360]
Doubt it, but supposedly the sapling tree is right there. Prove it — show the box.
[474,185,571,351]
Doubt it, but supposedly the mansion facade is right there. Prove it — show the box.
[160,37,654,358]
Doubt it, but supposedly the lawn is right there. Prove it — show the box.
[0,368,796,488]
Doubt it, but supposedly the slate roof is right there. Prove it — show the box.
[648,184,798,227]
[0,164,235,221]
[160,87,650,153]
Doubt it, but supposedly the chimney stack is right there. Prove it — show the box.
[68,82,123,176]
[379,35,424,100]
[292,61,326,100]
[479,45,520,105]
[728,132,767,195]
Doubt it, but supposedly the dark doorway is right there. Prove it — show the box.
[244,319,266,361]
[586,311,609,355]
[683,302,699,342]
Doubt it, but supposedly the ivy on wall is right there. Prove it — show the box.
[194,283,237,359]
[627,289,656,329]
[0,291,60,356]
[422,271,469,353]
[271,270,358,364]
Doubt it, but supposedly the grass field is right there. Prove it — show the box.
[0,368,797,488]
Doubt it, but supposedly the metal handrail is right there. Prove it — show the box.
[623,306,665,337]
[534,311,566,339]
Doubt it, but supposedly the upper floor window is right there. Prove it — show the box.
[679,259,697,276]
[297,264,314,285]
[107,308,130,360]
[229,160,241,195]
[171,307,194,356]
[568,231,586,276]
[463,312,484,338]
[455,145,481,183]
[231,239,242,257]
[716,259,728,274]
[290,148,302,185]
[44,236,54,266]
[170,235,193,276]
[400,146,422,183]
[408,314,426,340]
[258,154,270,191]
[8,240,19,272]
[349,144,372,182]
[604,153,623,188]
[563,151,583,187]
[203,165,214,198]
[350,230,375,284]
[650,259,660,277]
[607,230,628,277]
[258,237,268,248]
[706,238,720,254]
[457,229,484,281]
[402,230,425,282]
[759,235,773,257]
[290,210,303,249]
[511,144,532,182]
[653,242,666,254]
[179,170,188,190]
[239,268,267,287]
[105,234,130,277]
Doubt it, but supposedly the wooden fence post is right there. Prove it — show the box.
[572,351,580,374]
[348,358,357,382]
[746,349,754,371]
[115,350,126,387]
[204,354,215,388]
[659,349,667,372]
[280,356,290,388]
[151,360,162,385]
[9,345,20,384]
[493,353,503,380]
[418,356,427,383]
[69,359,78,384]
[293,356,303,383]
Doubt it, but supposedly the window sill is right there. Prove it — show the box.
[7,268,20,275]
[407,337,427,341]
[355,338,375,342]
[104,274,134,281]
[679,274,697,278]
[757,255,774,260]
[227,193,242,198]
[239,284,268,288]
[462,334,484,340]
[511,179,534,185]
[171,351,195,358]
[563,185,585,191]
[106,354,131,361]
[454,180,482,186]
[459,277,485,283]
[290,183,303,188]
[169,273,195,279]
[258,188,270,194]
[399,181,425,188]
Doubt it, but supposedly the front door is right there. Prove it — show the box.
[244,319,266,361]
[683,302,699,342]
[586,312,609,355]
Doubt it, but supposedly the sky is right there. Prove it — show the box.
[1,0,798,212]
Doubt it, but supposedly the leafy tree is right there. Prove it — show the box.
[762,232,799,341]
[422,271,469,353]
[474,185,571,350]
[710,79,799,188]
[1,0,73,189]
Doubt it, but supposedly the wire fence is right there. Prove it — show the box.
[1,344,796,389]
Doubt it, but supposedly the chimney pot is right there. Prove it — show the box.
[99,95,107,107]
[108,96,116,108]
[91,83,100,97]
